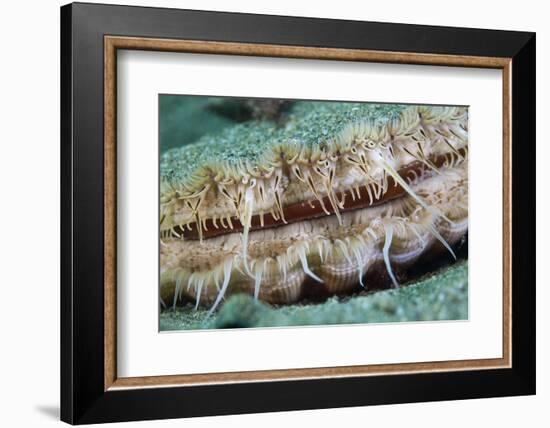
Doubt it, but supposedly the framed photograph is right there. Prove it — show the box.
[60,2,535,424]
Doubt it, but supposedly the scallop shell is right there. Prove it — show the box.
[160,161,468,309]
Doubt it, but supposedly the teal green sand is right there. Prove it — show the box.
[160,259,468,331]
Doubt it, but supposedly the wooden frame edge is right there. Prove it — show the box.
[105,36,510,68]
[110,357,508,390]
[104,37,117,390]
[502,61,513,368]
[103,35,512,391]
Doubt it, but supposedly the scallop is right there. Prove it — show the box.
[158,103,469,312]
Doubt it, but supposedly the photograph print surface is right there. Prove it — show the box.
[159,96,468,331]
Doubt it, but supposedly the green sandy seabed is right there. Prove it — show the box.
[160,259,468,331]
